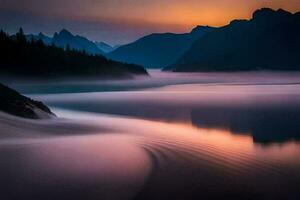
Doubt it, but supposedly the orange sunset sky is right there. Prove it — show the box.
[1,0,300,44]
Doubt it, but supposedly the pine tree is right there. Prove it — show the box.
[66,44,71,51]
[16,28,26,44]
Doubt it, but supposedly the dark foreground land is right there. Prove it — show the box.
[0,83,54,119]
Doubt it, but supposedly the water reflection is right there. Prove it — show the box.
[191,106,300,144]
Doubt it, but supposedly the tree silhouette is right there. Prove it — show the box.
[0,28,148,78]
[66,44,71,51]
[16,28,26,44]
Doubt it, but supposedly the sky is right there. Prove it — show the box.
[1,0,300,45]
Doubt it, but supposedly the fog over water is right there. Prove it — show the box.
[1,71,300,200]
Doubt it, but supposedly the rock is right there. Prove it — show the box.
[0,83,55,119]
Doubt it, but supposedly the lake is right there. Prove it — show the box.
[1,70,300,200]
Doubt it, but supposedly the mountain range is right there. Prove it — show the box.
[52,29,104,55]
[166,8,300,71]
[26,29,118,55]
[108,26,215,68]
[12,7,300,71]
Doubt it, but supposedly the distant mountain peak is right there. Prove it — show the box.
[191,26,214,34]
[252,7,292,20]
[52,29,104,55]
[58,29,73,37]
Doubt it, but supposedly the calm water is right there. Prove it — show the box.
[1,71,300,200]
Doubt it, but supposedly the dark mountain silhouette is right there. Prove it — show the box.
[52,29,104,55]
[108,26,215,68]
[167,8,300,71]
[95,42,119,53]
[0,83,55,119]
[0,28,148,78]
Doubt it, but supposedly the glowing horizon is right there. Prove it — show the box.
[1,0,300,44]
